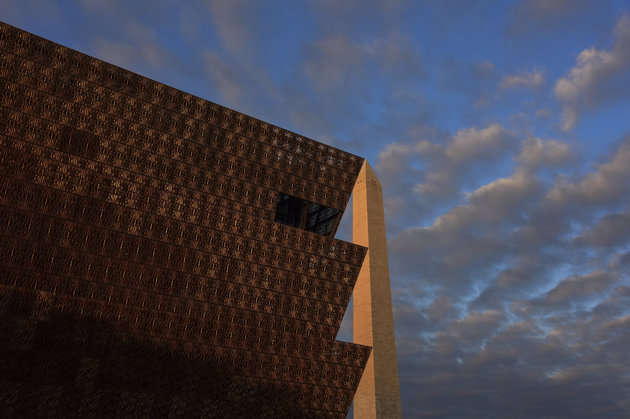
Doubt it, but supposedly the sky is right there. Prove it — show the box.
[2,0,630,417]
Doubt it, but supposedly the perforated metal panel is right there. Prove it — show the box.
[0,21,370,418]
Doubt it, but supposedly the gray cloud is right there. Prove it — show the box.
[396,298,630,417]
[543,271,617,308]
[92,21,172,69]
[513,0,589,18]
[388,129,630,416]
[574,210,630,248]
[508,0,595,36]
[436,58,499,110]
[204,0,257,53]
[301,32,423,95]
[202,49,251,104]
[0,0,63,24]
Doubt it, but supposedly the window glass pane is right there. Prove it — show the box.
[274,193,340,236]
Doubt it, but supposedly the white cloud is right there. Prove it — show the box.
[500,68,544,89]
[377,143,412,174]
[411,123,515,199]
[468,171,539,207]
[414,139,443,158]
[476,60,496,74]
[433,171,540,232]
[517,137,572,169]
[547,136,630,207]
[555,48,620,101]
[554,14,630,131]
[446,123,509,162]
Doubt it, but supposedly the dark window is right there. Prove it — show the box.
[274,193,340,236]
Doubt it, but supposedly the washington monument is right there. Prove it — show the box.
[353,161,402,418]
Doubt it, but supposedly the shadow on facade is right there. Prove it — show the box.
[0,287,305,418]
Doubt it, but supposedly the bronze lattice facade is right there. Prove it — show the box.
[0,21,370,418]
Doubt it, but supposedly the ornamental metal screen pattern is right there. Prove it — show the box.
[0,21,370,418]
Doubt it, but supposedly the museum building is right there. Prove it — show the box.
[0,21,370,418]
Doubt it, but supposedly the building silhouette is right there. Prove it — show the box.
[0,21,372,418]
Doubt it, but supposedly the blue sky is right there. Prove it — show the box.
[3,0,630,417]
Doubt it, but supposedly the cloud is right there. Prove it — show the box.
[436,58,498,109]
[81,5,208,89]
[388,122,630,415]
[470,254,559,310]
[446,123,510,162]
[554,14,630,130]
[441,309,506,348]
[446,123,509,162]
[513,0,587,18]
[517,136,573,169]
[449,171,541,228]
[369,123,523,239]
[544,271,617,306]
[574,211,630,248]
[302,36,363,92]
[301,32,423,94]
[91,39,210,108]
[376,143,416,189]
[177,4,204,39]
[546,135,630,207]
[508,0,594,36]
[380,126,589,311]
[204,0,257,53]
[414,123,515,198]
[92,39,138,66]
[396,287,630,417]
[389,169,543,303]
[0,0,63,23]
[500,68,545,89]
[307,0,410,34]
[202,49,249,104]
